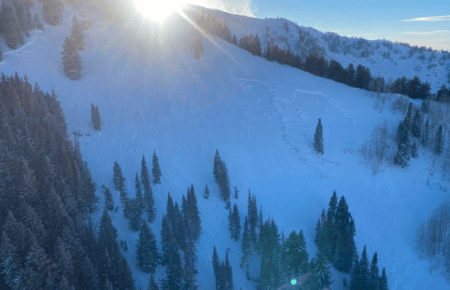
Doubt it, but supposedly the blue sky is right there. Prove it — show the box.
[191,0,449,51]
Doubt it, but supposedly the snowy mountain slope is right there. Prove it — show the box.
[189,5,450,92]
[1,7,450,290]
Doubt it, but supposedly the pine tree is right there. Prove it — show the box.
[334,196,356,273]
[152,151,162,184]
[435,125,444,155]
[70,15,85,51]
[113,161,127,207]
[183,241,198,290]
[368,252,379,290]
[422,119,430,146]
[135,173,143,211]
[224,251,233,290]
[231,204,241,241]
[204,185,210,199]
[359,246,370,289]
[0,3,23,49]
[314,118,324,154]
[212,246,220,277]
[240,217,252,270]
[213,150,231,204]
[126,198,142,231]
[62,36,82,80]
[311,248,331,288]
[394,134,410,167]
[350,255,361,290]
[148,273,160,290]
[411,142,418,158]
[141,155,156,222]
[234,187,239,199]
[91,103,101,131]
[411,110,421,138]
[136,221,159,273]
[403,102,413,131]
[379,267,389,290]
[102,185,114,211]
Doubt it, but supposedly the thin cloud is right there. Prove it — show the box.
[403,30,450,35]
[401,15,450,22]
[187,0,256,17]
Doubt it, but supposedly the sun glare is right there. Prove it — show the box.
[133,0,186,22]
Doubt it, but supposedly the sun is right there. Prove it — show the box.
[133,0,187,22]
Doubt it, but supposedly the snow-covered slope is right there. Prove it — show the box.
[190,5,450,93]
[1,7,450,290]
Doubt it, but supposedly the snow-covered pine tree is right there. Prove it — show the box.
[435,125,444,155]
[394,134,411,167]
[314,118,324,154]
[136,221,159,273]
[359,246,370,289]
[232,204,241,241]
[62,36,82,80]
[411,142,418,158]
[412,110,421,138]
[70,15,85,51]
[135,173,143,211]
[102,185,114,211]
[152,151,162,184]
[113,161,127,205]
[141,155,156,222]
[204,184,210,199]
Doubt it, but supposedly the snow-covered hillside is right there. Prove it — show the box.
[1,5,450,290]
[191,5,450,93]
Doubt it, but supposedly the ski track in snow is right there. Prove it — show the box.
[1,9,450,290]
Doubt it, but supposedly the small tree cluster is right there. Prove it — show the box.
[212,247,233,290]
[136,221,159,273]
[238,34,262,56]
[91,103,101,131]
[62,36,82,80]
[213,150,231,206]
[315,191,356,273]
[228,204,241,241]
[350,246,389,290]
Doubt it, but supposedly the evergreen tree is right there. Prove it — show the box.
[213,150,231,204]
[70,15,85,51]
[183,241,198,290]
[231,204,241,241]
[359,246,370,289]
[0,3,23,49]
[234,187,239,199]
[152,151,162,184]
[311,248,331,288]
[396,121,407,144]
[212,246,220,277]
[379,267,389,290]
[135,173,143,211]
[435,125,444,155]
[334,196,356,273]
[136,221,159,273]
[62,36,82,80]
[113,161,127,206]
[240,217,252,271]
[314,118,324,154]
[404,102,413,131]
[126,198,142,231]
[141,155,156,222]
[91,103,101,131]
[422,119,430,147]
[350,256,361,290]
[411,142,418,158]
[368,252,379,290]
[411,110,421,138]
[283,230,309,278]
[247,190,258,243]
[204,185,210,199]
[102,185,114,211]
[224,251,233,290]
[394,133,411,167]
[148,273,160,290]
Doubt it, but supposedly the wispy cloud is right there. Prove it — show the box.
[403,30,450,35]
[401,15,450,22]
[188,0,256,18]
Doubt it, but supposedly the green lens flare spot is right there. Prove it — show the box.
[291,279,297,285]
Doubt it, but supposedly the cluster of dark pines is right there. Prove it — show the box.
[160,186,201,289]
[189,9,236,46]
[111,154,158,231]
[62,15,85,80]
[436,84,450,103]
[314,118,324,155]
[90,102,101,131]
[394,102,442,167]
[212,247,233,290]
[213,149,231,207]
[0,0,36,51]
[315,191,356,273]
[350,246,389,290]
[41,0,64,26]
[238,34,262,56]
[0,73,136,290]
